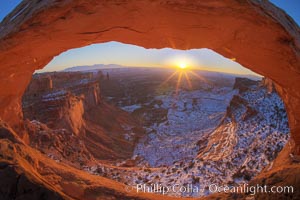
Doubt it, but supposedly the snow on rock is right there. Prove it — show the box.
[133,87,237,167]
[86,77,289,197]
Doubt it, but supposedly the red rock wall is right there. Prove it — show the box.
[25,76,53,94]
[22,72,102,134]
[261,77,275,94]
[0,0,300,154]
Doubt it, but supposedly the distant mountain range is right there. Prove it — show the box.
[63,64,142,71]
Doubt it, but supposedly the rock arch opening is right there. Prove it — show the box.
[0,0,299,155]
[0,0,300,199]
[21,42,290,197]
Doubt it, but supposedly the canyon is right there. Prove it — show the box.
[0,0,300,199]
[84,68,290,197]
[16,67,294,199]
[22,71,144,164]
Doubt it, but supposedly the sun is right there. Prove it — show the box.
[178,62,188,69]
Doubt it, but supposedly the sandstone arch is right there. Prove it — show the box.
[0,0,299,157]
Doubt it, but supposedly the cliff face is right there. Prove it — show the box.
[24,91,84,135]
[233,77,258,93]
[22,72,144,162]
[195,78,291,190]
[22,72,101,134]
[260,77,276,94]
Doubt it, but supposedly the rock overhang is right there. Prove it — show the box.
[0,0,299,152]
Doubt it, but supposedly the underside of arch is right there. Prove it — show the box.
[0,0,300,199]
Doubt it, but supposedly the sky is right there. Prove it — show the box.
[1,0,299,75]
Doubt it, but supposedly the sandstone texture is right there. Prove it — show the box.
[0,0,299,154]
[0,0,300,199]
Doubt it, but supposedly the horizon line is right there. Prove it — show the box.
[35,63,262,77]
